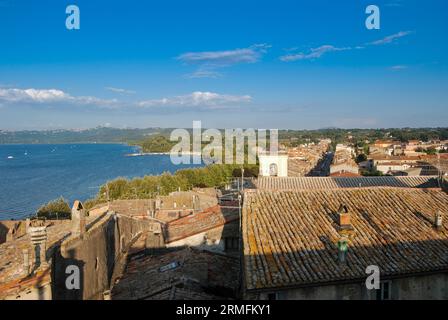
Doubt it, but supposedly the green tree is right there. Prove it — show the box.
[356,154,368,164]
[36,197,71,220]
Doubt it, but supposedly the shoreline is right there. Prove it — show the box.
[0,144,204,220]
[125,151,203,157]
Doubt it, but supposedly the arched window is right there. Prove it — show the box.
[269,163,278,176]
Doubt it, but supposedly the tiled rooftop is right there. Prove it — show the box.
[242,188,448,291]
[255,176,441,191]
[0,212,109,297]
[166,205,239,243]
[111,247,239,300]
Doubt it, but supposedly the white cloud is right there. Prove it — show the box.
[178,48,259,64]
[0,88,70,103]
[280,45,351,62]
[75,95,119,107]
[281,31,412,63]
[177,44,270,66]
[368,31,412,46]
[105,87,136,95]
[0,88,118,108]
[390,65,408,70]
[177,44,270,78]
[0,87,252,112]
[138,91,252,109]
[185,70,223,79]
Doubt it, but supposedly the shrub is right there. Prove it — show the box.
[36,197,71,220]
[95,164,259,201]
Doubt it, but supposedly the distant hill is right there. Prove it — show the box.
[0,127,174,144]
[1,127,447,150]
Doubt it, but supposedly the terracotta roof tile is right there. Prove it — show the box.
[255,176,440,191]
[166,205,239,243]
[111,247,239,300]
[242,188,448,291]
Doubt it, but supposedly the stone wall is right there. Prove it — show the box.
[51,213,163,300]
[109,200,154,217]
[0,222,12,244]
[0,221,26,244]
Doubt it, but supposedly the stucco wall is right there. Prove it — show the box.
[259,155,289,177]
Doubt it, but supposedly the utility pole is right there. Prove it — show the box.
[238,193,242,251]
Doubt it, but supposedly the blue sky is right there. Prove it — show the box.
[0,0,447,130]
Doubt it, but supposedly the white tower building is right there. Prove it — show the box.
[258,152,289,177]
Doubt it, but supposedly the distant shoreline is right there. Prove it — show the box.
[0,143,202,220]
[125,151,202,157]
[0,142,129,146]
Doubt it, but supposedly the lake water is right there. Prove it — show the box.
[0,144,201,220]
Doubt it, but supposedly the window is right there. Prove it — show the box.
[376,281,392,300]
[269,163,278,177]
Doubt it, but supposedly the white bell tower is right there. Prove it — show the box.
[258,152,288,177]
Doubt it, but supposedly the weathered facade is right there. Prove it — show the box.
[165,204,240,255]
[0,206,164,300]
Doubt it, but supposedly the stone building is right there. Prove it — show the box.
[242,186,448,300]
[111,246,240,300]
[0,187,238,300]
[108,188,219,222]
[165,204,240,255]
[0,203,164,300]
[330,151,360,176]
[287,140,331,177]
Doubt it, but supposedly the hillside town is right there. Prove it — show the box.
[278,137,448,178]
[1,136,448,300]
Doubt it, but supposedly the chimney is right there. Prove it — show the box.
[28,222,48,269]
[193,195,200,212]
[155,198,161,210]
[435,211,443,229]
[22,248,30,276]
[71,200,86,237]
[25,218,31,234]
[337,236,349,264]
[337,204,351,229]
